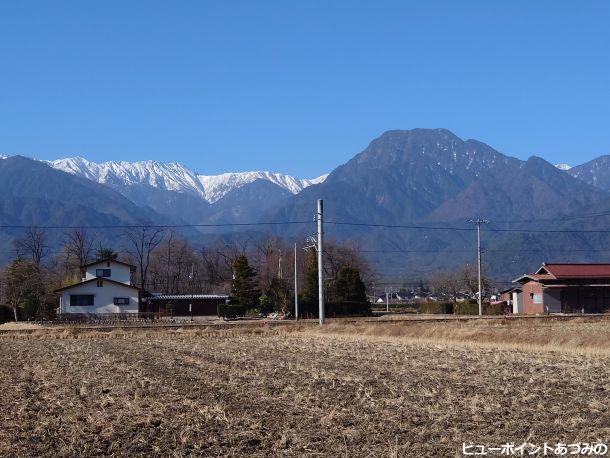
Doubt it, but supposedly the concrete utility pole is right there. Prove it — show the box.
[317,199,325,325]
[294,242,299,320]
[469,218,489,316]
[386,287,389,312]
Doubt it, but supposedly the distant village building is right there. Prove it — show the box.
[513,263,610,314]
[55,259,141,314]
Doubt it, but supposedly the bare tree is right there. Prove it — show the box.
[14,226,49,270]
[429,269,461,300]
[200,246,232,291]
[148,233,197,294]
[323,240,373,284]
[64,228,96,268]
[1,259,44,321]
[123,226,165,290]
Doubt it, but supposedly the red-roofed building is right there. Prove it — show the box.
[513,263,610,314]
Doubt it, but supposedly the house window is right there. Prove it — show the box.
[70,295,94,306]
[95,269,111,278]
[114,297,130,305]
[97,280,103,287]
[533,293,543,304]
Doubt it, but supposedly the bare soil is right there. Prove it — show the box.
[0,319,608,457]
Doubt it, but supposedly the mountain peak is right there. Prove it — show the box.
[47,156,327,204]
[555,163,572,171]
[378,127,461,141]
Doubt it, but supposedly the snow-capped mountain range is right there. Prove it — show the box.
[46,156,328,204]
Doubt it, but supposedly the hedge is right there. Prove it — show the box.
[297,301,372,318]
[419,302,454,314]
[0,304,13,323]
[217,304,247,319]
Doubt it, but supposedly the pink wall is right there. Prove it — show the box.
[521,281,544,314]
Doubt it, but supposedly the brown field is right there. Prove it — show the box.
[1,318,609,457]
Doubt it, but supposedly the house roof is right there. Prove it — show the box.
[499,287,522,295]
[514,263,610,283]
[81,258,137,271]
[54,277,140,293]
[512,273,554,283]
[542,263,610,278]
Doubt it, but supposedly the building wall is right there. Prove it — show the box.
[520,280,544,314]
[512,291,523,313]
[84,261,132,284]
[59,281,139,314]
[543,289,562,313]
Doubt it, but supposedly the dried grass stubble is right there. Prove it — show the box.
[0,326,608,457]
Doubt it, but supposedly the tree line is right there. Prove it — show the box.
[0,226,373,321]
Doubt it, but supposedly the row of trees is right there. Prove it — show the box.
[228,248,369,316]
[0,225,373,320]
[427,264,493,300]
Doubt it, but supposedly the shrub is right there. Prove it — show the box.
[419,302,454,314]
[0,304,13,323]
[327,301,372,317]
[258,295,274,315]
[217,304,246,319]
[296,300,372,318]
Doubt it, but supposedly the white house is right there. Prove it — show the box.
[56,259,141,315]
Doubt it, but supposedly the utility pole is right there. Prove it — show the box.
[317,199,325,325]
[469,218,489,316]
[189,261,194,322]
[294,242,299,320]
[278,248,283,279]
[386,287,389,312]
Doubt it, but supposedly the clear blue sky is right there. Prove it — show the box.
[1,1,609,177]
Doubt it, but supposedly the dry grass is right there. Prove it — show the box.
[0,319,608,456]
[0,321,43,331]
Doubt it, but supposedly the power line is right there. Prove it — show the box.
[3,217,610,235]
[326,220,610,235]
[0,220,314,230]
[491,209,610,224]
[358,248,610,253]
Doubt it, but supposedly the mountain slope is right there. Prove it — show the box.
[266,129,610,278]
[0,156,175,261]
[205,179,293,224]
[46,157,327,224]
[567,155,610,191]
[3,130,610,280]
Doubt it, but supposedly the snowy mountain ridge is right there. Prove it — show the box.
[554,163,572,171]
[47,156,328,203]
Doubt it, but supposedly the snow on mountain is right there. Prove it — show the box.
[555,163,572,171]
[47,157,327,203]
[197,171,328,203]
[49,157,206,196]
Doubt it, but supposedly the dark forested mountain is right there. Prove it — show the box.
[204,179,292,224]
[3,129,610,280]
[268,129,608,225]
[266,129,610,279]
[0,156,162,226]
[0,156,175,261]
